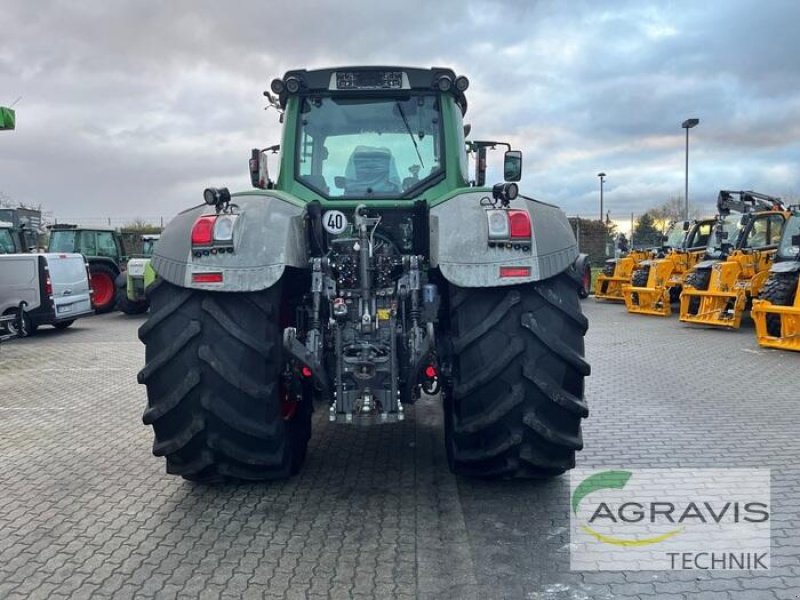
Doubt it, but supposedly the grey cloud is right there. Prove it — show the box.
[1,0,799,227]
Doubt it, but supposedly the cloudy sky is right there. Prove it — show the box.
[2,0,799,227]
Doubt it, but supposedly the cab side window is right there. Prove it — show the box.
[96,232,118,259]
[765,215,785,246]
[692,223,712,248]
[80,231,97,256]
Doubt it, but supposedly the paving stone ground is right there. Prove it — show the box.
[0,300,798,599]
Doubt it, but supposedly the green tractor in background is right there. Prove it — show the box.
[138,67,590,482]
[117,234,159,315]
[47,224,128,313]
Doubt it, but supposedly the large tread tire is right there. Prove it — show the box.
[684,268,711,315]
[137,279,311,482]
[90,263,118,314]
[579,263,591,299]
[443,273,590,479]
[116,287,149,315]
[759,272,799,337]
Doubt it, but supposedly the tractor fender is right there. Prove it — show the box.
[770,260,800,274]
[570,253,590,284]
[151,192,307,292]
[429,192,577,287]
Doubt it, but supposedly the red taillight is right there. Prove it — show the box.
[192,272,223,283]
[508,210,532,239]
[499,266,531,278]
[45,276,53,296]
[191,215,217,246]
[301,366,312,378]
[425,365,437,379]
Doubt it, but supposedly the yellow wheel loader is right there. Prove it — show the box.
[594,248,652,301]
[751,208,800,350]
[622,218,715,316]
[679,191,788,329]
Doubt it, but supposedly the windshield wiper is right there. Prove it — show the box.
[396,102,424,170]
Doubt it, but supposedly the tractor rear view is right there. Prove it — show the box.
[622,219,715,316]
[137,66,590,482]
[679,191,788,329]
[751,208,800,350]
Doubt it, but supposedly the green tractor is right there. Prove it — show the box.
[117,234,160,315]
[47,224,128,313]
[138,67,590,482]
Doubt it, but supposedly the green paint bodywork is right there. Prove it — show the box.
[127,259,157,302]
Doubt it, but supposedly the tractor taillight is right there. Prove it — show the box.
[425,365,437,378]
[192,272,223,283]
[486,208,532,243]
[508,210,532,239]
[499,266,531,278]
[301,366,312,378]
[191,216,217,246]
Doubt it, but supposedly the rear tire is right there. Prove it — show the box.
[2,309,35,337]
[443,274,590,478]
[684,268,711,315]
[90,263,118,314]
[579,262,591,299]
[759,272,799,336]
[117,287,149,315]
[137,279,311,482]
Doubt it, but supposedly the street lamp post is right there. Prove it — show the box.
[597,172,606,222]
[682,118,699,220]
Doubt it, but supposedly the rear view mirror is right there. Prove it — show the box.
[503,150,522,182]
[249,145,280,189]
[249,149,268,189]
[683,220,690,231]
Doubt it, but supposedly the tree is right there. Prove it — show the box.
[633,212,662,249]
[121,218,162,234]
[650,195,684,232]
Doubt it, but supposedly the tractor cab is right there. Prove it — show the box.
[249,67,521,204]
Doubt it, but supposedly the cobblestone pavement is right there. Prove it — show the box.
[0,302,798,599]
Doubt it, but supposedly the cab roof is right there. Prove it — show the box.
[272,66,468,115]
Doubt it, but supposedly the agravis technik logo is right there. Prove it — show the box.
[570,468,771,571]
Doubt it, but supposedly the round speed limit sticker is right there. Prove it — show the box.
[322,210,348,234]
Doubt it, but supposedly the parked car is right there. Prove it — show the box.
[0,253,94,336]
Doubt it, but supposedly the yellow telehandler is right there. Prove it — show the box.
[751,208,800,350]
[594,248,652,301]
[622,218,715,316]
[679,191,788,329]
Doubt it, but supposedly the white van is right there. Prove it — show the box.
[0,253,94,335]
